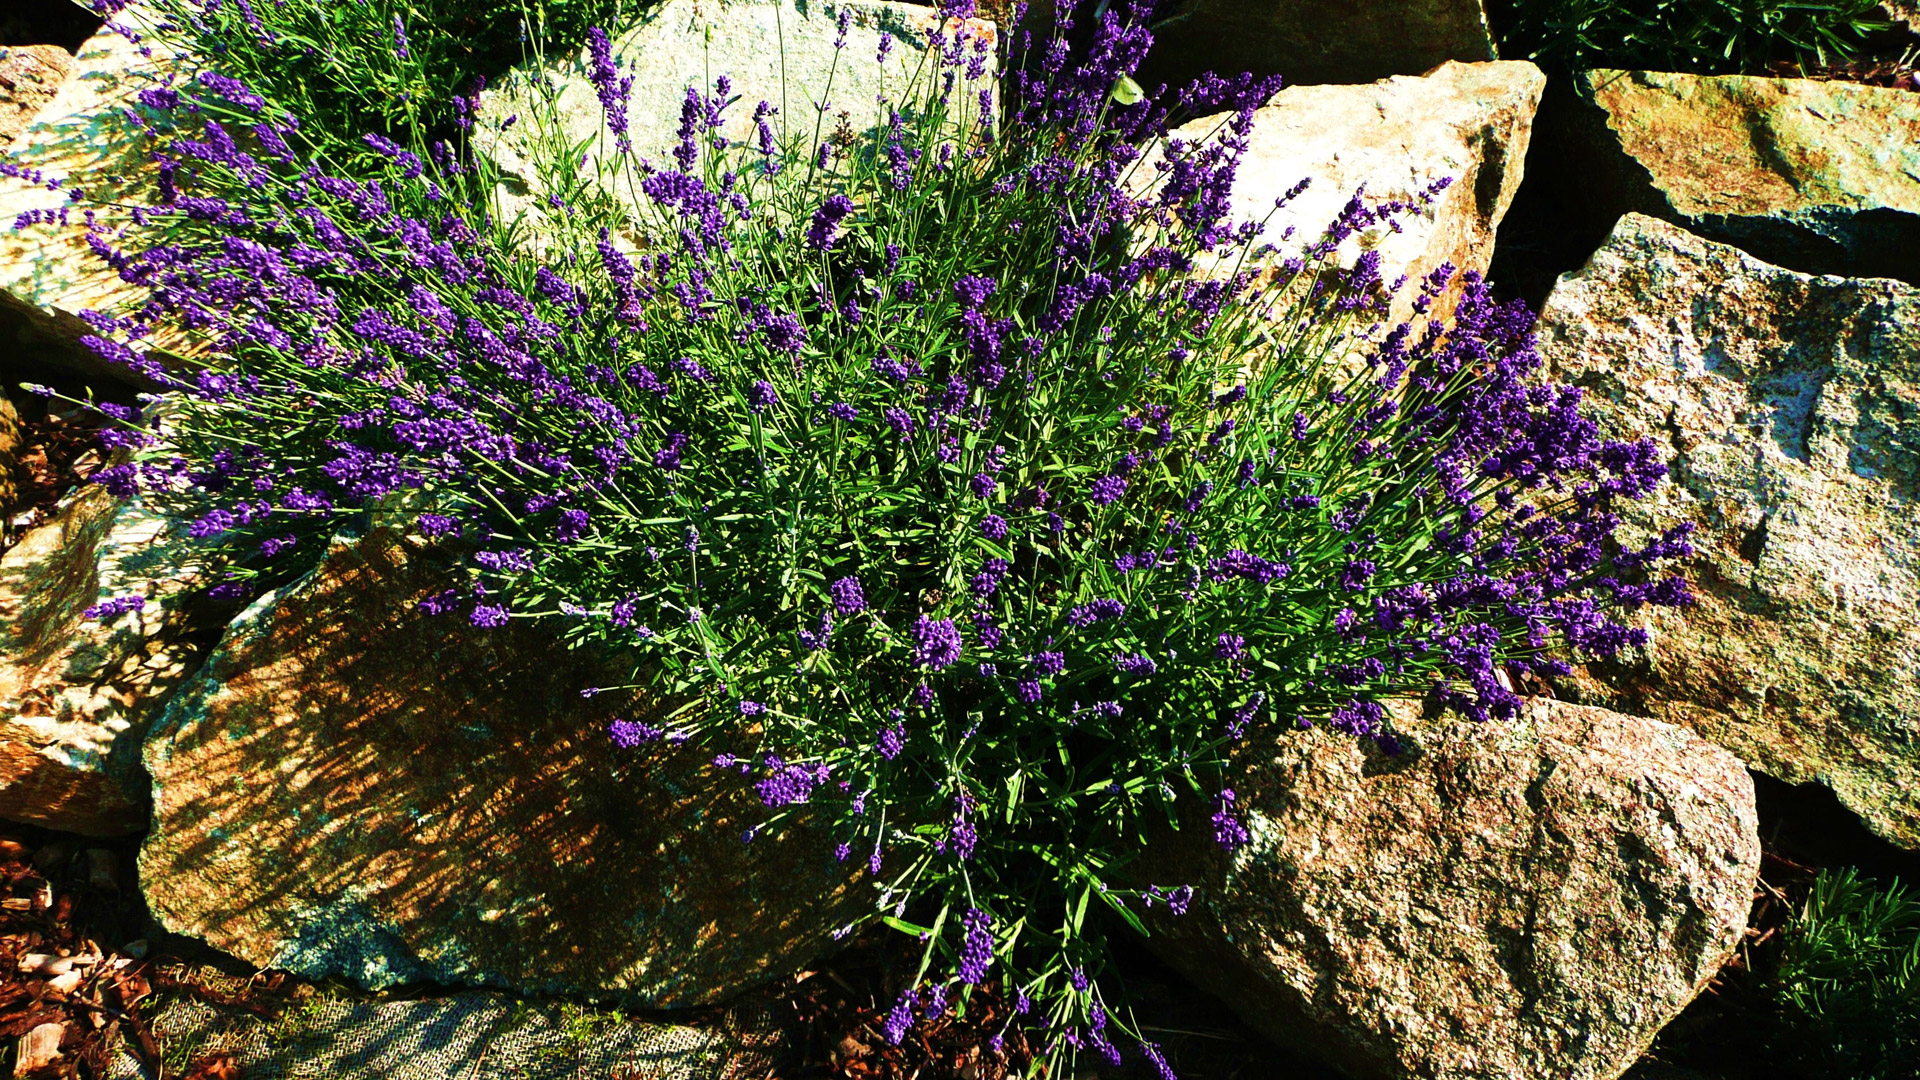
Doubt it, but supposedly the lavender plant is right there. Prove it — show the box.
[50,0,1691,1071]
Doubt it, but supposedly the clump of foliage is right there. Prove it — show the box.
[1493,0,1892,74]
[43,0,1693,1072]
[127,0,622,163]
[1764,868,1920,1078]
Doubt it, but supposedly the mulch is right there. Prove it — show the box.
[0,827,274,1080]
[2,394,107,552]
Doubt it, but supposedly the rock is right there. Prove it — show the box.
[1161,60,1543,327]
[1536,213,1920,847]
[105,986,766,1080]
[476,0,994,237]
[0,395,21,514]
[1141,699,1759,1080]
[1540,69,1920,285]
[0,486,213,836]
[140,526,865,1006]
[0,45,72,146]
[1138,0,1495,90]
[0,15,188,383]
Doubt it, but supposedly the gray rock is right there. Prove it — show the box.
[141,526,866,1006]
[0,485,213,835]
[475,0,995,239]
[1161,60,1543,327]
[1537,69,1920,285]
[1537,213,1920,848]
[1140,0,1495,89]
[1140,699,1759,1080]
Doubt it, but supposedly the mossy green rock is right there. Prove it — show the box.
[141,528,865,1005]
[1538,214,1920,846]
[1549,70,1920,284]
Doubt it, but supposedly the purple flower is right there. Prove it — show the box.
[970,472,997,499]
[830,575,866,615]
[826,401,858,422]
[609,718,664,747]
[805,194,855,251]
[1089,474,1127,506]
[1215,633,1245,660]
[470,604,510,629]
[1067,598,1125,628]
[748,379,778,412]
[911,616,963,670]
[979,514,1008,540]
[653,431,689,471]
[757,755,830,806]
[883,990,915,1045]
[958,908,994,984]
[1034,651,1065,676]
[1212,789,1250,850]
[84,594,147,621]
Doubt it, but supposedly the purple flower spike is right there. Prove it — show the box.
[910,615,962,670]
[830,575,866,615]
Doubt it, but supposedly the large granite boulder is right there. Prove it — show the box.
[0,15,187,383]
[1142,699,1760,1080]
[476,0,995,236]
[0,485,214,835]
[0,395,21,514]
[1163,60,1543,327]
[0,44,72,146]
[1537,213,1920,847]
[1538,69,1920,285]
[141,526,865,1005]
[1138,0,1495,90]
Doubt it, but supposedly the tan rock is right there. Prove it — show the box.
[1540,69,1920,284]
[141,526,866,1005]
[0,16,189,383]
[0,486,211,835]
[1141,0,1495,89]
[1537,213,1920,846]
[0,395,21,513]
[1161,60,1544,327]
[1141,699,1759,1080]
[0,45,72,147]
[476,0,995,241]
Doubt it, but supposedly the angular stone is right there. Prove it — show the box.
[0,486,211,835]
[1164,60,1543,327]
[0,45,73,146]
[0,395,20,513]
[1139,0,1495,90]
[1542,69,1920,285]
[1141,699,1759,1080]
[1537,213,1920,846]
[141,527,865,1005]
[476,0,995,236]
[0,16,189,383]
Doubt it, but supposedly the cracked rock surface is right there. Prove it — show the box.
[1538,212,1920,847]
[1139,698,1759,1080]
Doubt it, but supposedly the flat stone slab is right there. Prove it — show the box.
[0,44,73,146]
[107,986,778,1080]
[1538,213,1920,846]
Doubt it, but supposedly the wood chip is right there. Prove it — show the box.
[12,1020,63,1075]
